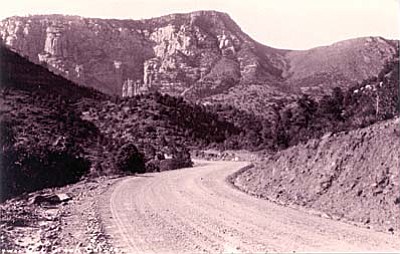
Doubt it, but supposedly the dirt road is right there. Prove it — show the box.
[99,160,400,253]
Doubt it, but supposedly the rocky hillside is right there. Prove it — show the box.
[0,12,285,96]
[232,118,400,233]
[1,12,397,114]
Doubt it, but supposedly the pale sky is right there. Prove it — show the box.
[1,0,399,50]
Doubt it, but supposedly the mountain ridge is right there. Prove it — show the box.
[0,11,397,113]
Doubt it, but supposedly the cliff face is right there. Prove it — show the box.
[0,12,284,96]
[0,12,397,107]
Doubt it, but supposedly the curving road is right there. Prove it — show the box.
[99,160,400,253]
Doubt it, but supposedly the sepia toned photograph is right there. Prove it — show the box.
[0,0,399,253]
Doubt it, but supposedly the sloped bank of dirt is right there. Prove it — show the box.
[232,118,400,233]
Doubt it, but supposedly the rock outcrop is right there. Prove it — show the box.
[0,12,397,111]
[0,12,255,96]
[122,79,150,97]
[43,25,68,57]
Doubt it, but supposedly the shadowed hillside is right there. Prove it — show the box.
[0,44,237,200]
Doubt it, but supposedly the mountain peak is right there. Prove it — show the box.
[0,11,261,96]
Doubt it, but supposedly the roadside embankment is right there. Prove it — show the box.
[232,118,400,233]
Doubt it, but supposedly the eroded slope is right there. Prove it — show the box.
[233,118,400,232]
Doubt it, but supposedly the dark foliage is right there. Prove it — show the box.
[116,144,146,173]
[0,45,118,200]
[0,120,90,201]
[85,92,237,173]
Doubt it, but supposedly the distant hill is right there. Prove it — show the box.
[1,12,397,115]
[209,54,399,150]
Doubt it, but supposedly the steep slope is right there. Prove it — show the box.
[0,44,243,200]
[1,12,397,115]
[285,37,398,94]
[205,37,398,115]
[233,118,400,233]
[0,44,107,200]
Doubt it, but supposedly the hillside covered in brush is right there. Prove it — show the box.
[0,44,238,200]
[209,53,399,150]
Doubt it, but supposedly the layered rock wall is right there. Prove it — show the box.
[0,12,260,96]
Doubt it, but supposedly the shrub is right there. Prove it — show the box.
[172,148,193,169]
[115,144,146,173]
[145,159,161,172]
[158,158,191,172]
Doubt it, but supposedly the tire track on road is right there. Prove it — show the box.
[100,160,400,253]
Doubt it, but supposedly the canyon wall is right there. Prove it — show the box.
[0,12,284,97]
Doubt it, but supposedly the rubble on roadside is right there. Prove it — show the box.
[0,176,124,253]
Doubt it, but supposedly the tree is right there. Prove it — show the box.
[319,87,344,121]
[116,144,145,173]
[292,94,317,129]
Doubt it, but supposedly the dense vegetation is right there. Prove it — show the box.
[274,56,399,148]
[0,118,90,200]
[0,45,105,200]
[82,92,240,173]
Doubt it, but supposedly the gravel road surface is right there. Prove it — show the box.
[99,160,400,253]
